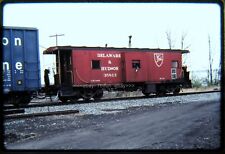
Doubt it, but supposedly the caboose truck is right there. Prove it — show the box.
[43,46,191,102]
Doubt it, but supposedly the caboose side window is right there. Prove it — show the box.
[92,60,101,69]
[171,61,178,68]
[132,60,141,69]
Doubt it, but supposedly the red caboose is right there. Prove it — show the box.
[43,46,191,101]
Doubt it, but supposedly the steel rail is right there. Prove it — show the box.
[4,109,79,120]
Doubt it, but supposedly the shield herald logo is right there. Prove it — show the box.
[154,53,164,67]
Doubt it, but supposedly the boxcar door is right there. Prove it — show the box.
[123,52,148,82]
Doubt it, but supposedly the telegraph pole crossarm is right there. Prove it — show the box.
[49,34,65,46]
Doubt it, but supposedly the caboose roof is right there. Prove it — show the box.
[43,46,190,54]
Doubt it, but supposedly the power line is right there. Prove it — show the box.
[39,45,47,49]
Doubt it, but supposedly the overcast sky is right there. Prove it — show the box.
[3,3,221,83]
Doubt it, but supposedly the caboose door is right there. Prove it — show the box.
[60,50,73,86]
[123,52,148,82]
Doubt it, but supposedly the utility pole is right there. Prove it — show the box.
[49,34,65,46]
[49,33,64,85]
[208,35,213,85]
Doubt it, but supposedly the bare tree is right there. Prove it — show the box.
[166,30,175,49]
[180,32,191,66]
[181,32,191,50]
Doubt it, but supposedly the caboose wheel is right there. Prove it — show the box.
[93,89,103,100]
[80,89,94,101]
[82,95,92,101]
[156,91,166,96]
[142,92,150,97]
[80,93,92,101]
[70,96,79,102]
[59,97,69,103]
[173,88,180,95]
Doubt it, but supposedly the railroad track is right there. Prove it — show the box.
[3,90,220,120]
[5,90,220,110]
[4,110,79,120]
[3,108,25,115]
